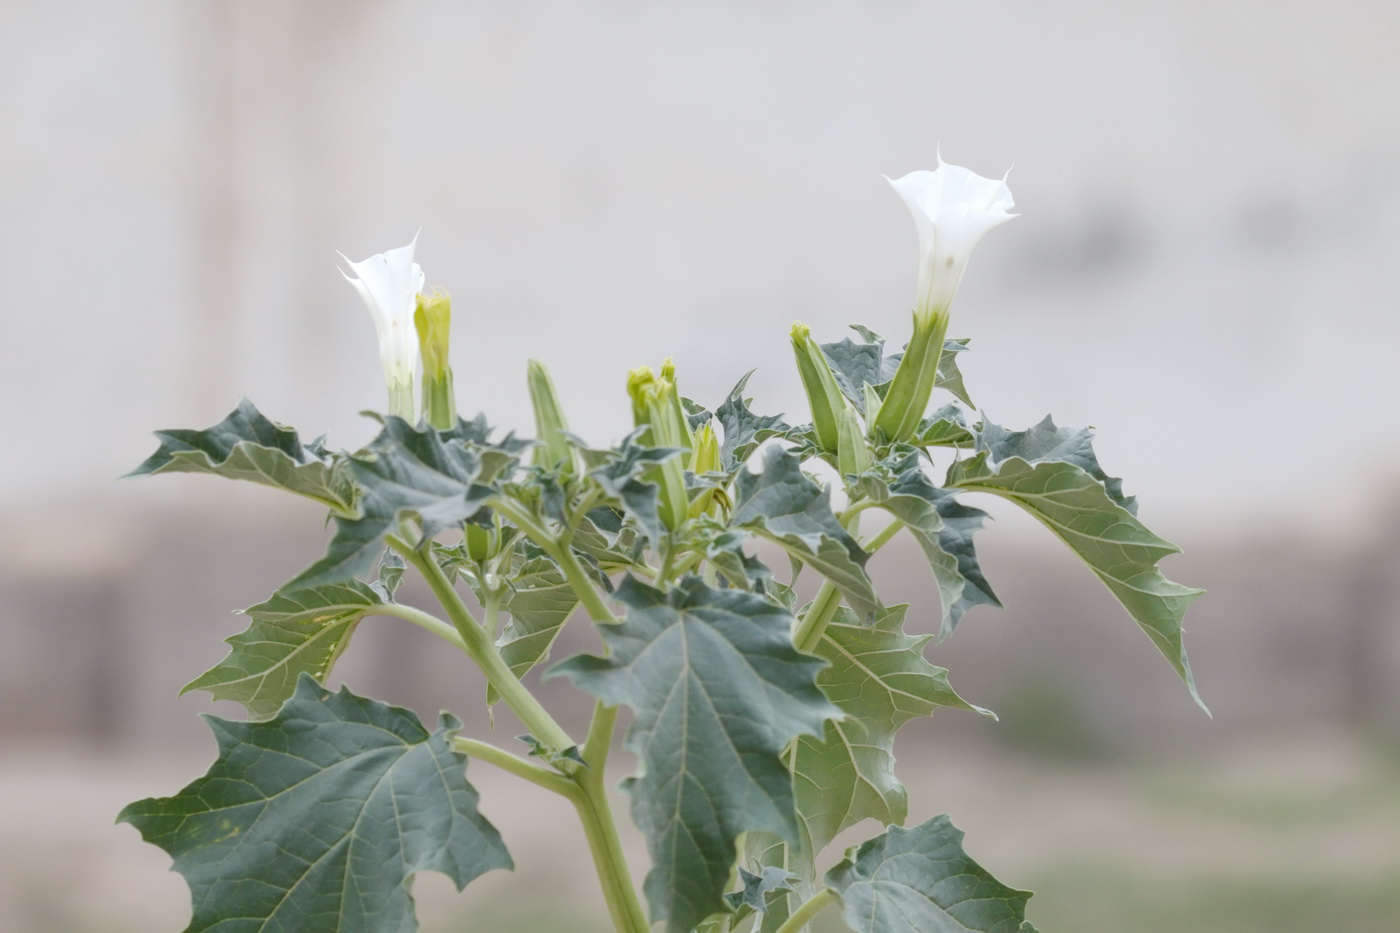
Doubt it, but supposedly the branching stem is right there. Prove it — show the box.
[387,535,574,753]
[451,737,577,798]
[773,888,838,933]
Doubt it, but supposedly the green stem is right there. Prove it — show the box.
[388,536,575,753]
[452,737,577,798]
[773,888,837,933]
[491,497,620,624]
[792,580,843,655]
[571,777,650,933]
[374,603,468,651]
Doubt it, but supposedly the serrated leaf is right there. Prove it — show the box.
[974,414,1135,512]
[822,330,975,410]
[130,398,355,512]
[489,555,578,705]
[825,816,1037,933]
[949,422,1205,709]
[935,338,975,408]
[743,832,814,933]
[856,455,1001,640]
[916,404,976,448]
[290,418,495,589]
[734,444,881,622]
[725,865,798,915]
[119,677,511,933]
[549,576,840,933]
[181,579,386,719]
[588,432,683,546]
[795,606,990,855]
[716,371,790,470]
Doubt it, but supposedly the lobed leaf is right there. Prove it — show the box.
[795,606,990,854]
[290,417,497,589]
[490,554,578,705]
[182,579,387,719]
[734,444,881,622]
[856,454,1001,640]
[587,431,684,546]
[716,371,790,470]
[949,417,1205,709]
[119,677,511,933]
[825,815,1037,933]
[129,398,355,512]
[549,576,840,933]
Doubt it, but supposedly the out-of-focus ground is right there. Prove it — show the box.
[3,1,1400,931]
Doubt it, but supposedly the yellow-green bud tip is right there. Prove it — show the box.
[790,321,811,343]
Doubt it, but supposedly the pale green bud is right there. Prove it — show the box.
[527,359,574,471]
[687,422,725,519]
[414,288,456,429]
[836,404,872,477]
[790,322,846,453]
[625,365,689,532]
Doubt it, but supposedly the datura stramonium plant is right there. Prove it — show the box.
[120,158,1205,933]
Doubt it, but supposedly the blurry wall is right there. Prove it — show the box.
[2,1,1399,749]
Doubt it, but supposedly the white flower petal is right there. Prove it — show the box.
[886,160,1016,319]
[339,236,426,409]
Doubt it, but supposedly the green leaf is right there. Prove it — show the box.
[129,398,355,512]
[825,815,1037,933]
[716,371,790,470]
[856,455,1001,640]
[916,404,976,448]
[182,580,386,719]
[974,415,1135,512]
[934,338,975,409]
[795,606,990,854]
[549,576,840,933]
[588,431,683,546]
[490,554,578,705]
[119,677,511,933]
[821,329,975,410]
[725,865,798,915]
[734,444,881,623]
[949,417,1206,710]
[290,417,496,589]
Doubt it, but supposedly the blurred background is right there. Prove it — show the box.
[3,2,1399,931]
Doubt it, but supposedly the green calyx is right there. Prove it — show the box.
[627,364,690,532]
[527,359,575,471]
[790,322,847,453]
[414,288,457,429]
[873,307,949,442]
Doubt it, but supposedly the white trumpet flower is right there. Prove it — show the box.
[339,236,426,421]
[886,159,1016,324]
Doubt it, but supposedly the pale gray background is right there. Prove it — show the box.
[2,3,1398,932]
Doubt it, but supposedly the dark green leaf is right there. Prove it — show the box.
[549,576,840,933]
[290,418,495,589]
[725,866,798,914]
[119,678,511,933]
[822,329,975,410]
[856,455,1001,640]
[825,815,1037,933]
[734,444,880,622]
[949,423,1206,710]
[795,606,990,854]
[182,580,386,719]
[588,432,683,546]
[129,398,355,512]
[716,371,790,470]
